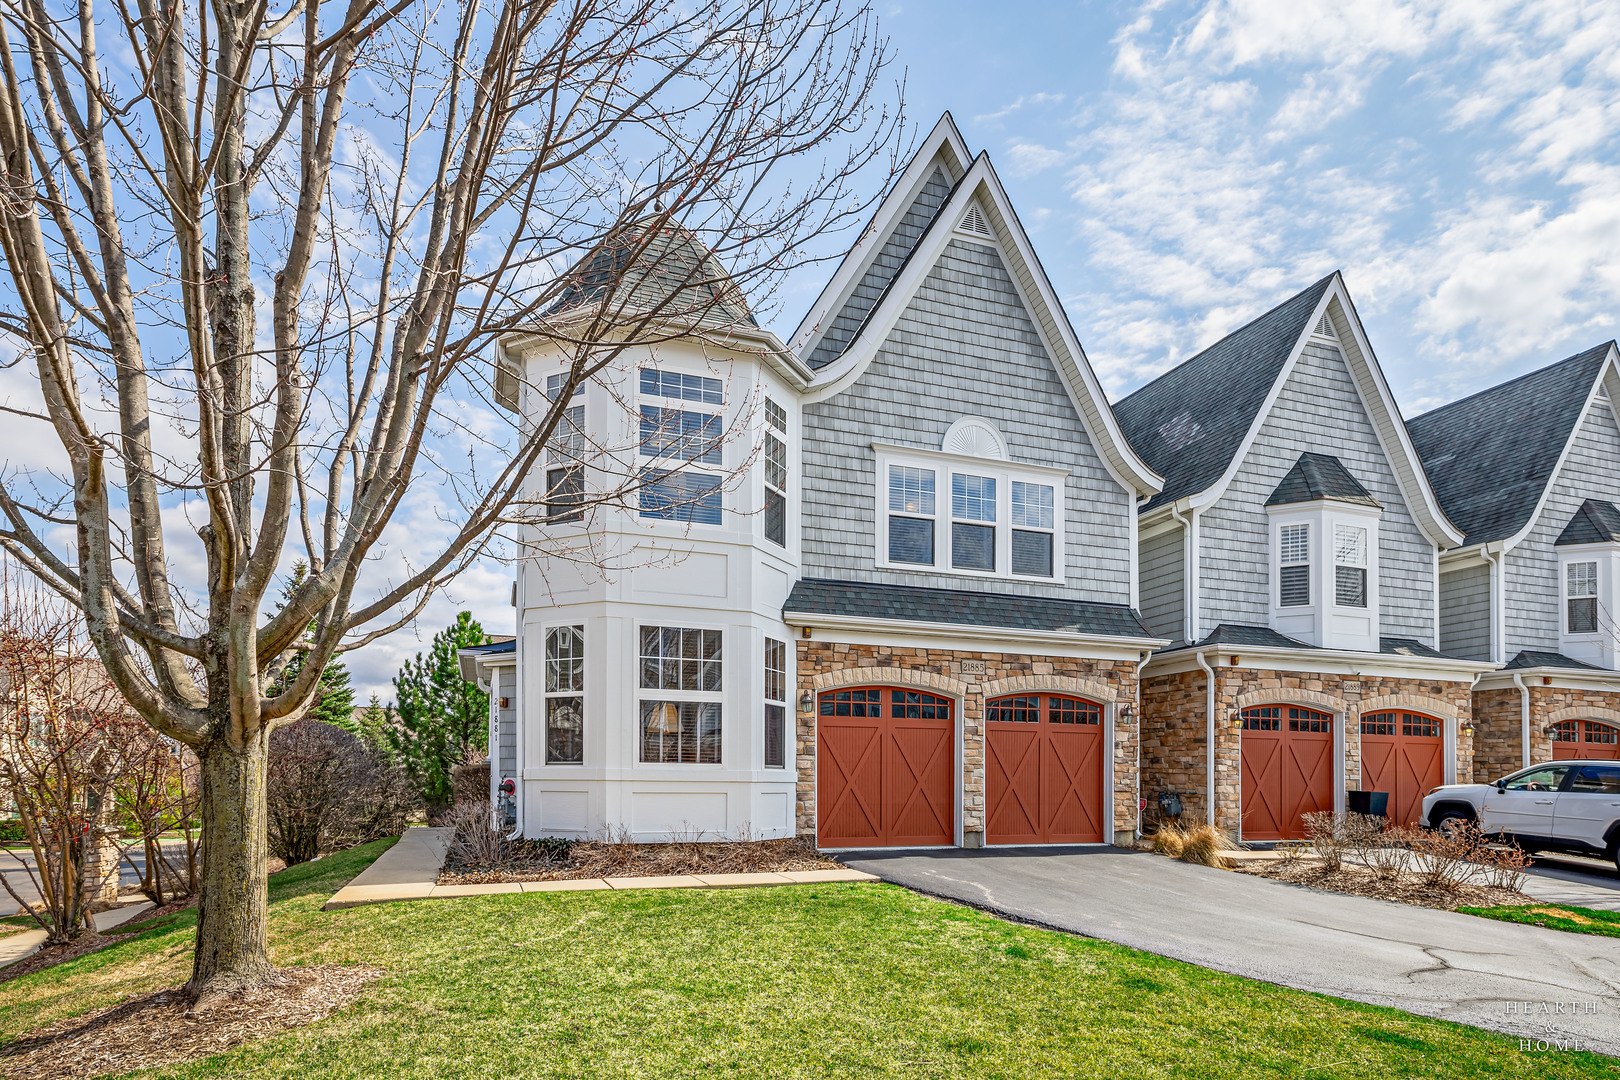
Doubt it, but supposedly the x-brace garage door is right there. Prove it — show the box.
[1240,705,1333,841]
[816,687,954,847]
[985,694,1105,844]
[1360,711,1444,828]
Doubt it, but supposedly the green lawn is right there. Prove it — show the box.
[0,841,1614,1079]
[1459,902,1620,939]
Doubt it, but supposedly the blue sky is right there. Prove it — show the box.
[773,0,1620,414]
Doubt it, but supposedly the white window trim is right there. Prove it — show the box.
[762,394,789,549]
[636,366,729,529]
[633,620,727,767]
[763,634,790,770]
[1266,501,1381,649]
[541,624,586,766]
[873,442,1068,584]
[1561,552,1605,638]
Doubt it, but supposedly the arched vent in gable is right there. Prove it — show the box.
[957,204,992,238]
[1311,312,1338,340]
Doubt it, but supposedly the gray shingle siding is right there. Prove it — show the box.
[498,668,517,780]
[800,238,1134,605]
[1139,526,1185,643]
[807,168,953,370]
[1503,398,1620,656]
[1438,563,1492,661]
[1197,341,1436,641]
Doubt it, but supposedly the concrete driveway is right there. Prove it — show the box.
[840,846,1620,1055]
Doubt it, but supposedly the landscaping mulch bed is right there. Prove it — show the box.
[438,836,837,884]
[0,963,383,1080]
[1235,858,1533,910]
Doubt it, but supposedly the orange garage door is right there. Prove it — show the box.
[817,687,954,847]
[1240,705,1334,841]
[1360,711,1444,827]
[1551,719,1620,760]
[985,695,1105,844]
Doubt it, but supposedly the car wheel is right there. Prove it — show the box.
[1431,809,1473,835]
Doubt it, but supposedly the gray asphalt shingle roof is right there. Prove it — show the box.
[1504,650,1605,671]
[545,224,757,329]
[781,578,1155,638]
[1265,452,1380,508]
[1156,624,1470,660]
[1407,344,1612,547]
[1556,499,1620,546]
[1114,276,1336,513]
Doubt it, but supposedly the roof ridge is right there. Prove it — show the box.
[1410,341,1613,426]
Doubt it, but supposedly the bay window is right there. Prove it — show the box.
[544,626,584,764]
[638,367,724,525]
[764,399,787,547]
[1569,561,1599,634]
[764,637,787,768]
[1334,524,1367,607]
[1279,524,1310,607]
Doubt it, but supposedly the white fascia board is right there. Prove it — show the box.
[1322,280,1466,549]
[1439,542,1493,571]
[1475,666,1620,693]
[783,611,1166,658]
[1143,643,1497,681]
[503,321,809,388]
[804,155,1164,499]
[789,112,972,359]
[1499,342,1620,555]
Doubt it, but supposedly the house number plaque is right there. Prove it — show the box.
[958,659,987,675]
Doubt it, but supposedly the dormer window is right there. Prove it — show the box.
[1568,560,1599,634]
[1334,525,1368,608]
[1279,524,1310,607]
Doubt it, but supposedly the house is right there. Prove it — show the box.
[476,112,1167,847]
[1114,275,1495,839]
[1408,343,1620,777]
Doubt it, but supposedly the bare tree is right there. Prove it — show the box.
[0,577,140,944]
[0,0,900,1001]
[114,730,202,905]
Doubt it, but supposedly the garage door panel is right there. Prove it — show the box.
[817,689,954,848]
[987,727,1041,844]
[987,695,1105,845]
[1241,707,1332,841]
[1552,720,1620,761]
[1361,712,1444,829]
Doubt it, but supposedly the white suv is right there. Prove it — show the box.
[1421,761,1620,869]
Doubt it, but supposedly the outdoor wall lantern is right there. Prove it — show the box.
[1230,710,1243,729]
[1116,704,1135,726]
[799,690,814,714]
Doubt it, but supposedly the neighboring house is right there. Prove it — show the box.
[1408,343,1620,778]
[1114,275,1494,839]
[475,112,1168,847]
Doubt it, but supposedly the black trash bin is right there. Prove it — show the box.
[1346,790,1389,819]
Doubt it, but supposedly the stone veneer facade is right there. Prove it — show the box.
[1139,664,1475,832]
[1472,684,1620,780]
[795,639,1141,845]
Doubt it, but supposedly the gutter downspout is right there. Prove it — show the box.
[1196,649,1216,826]
[1512,671,1531,770]
[1171,504,1195,646]
[1484,546,1506,665]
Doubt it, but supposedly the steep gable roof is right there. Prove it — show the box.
[1408,344,1614,548]
[1556,499,1620,546]
[797,113,1162,498]
[1113,274,1462,547]
[1265,452,1380,508]
[1114,278,1334,512]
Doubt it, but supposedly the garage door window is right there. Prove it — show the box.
[1552,719,1619,747]
[1362,711,1439,738]
[1242,705,1330,732]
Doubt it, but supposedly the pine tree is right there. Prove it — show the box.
[269,562,357,730]
[355,695,397,766]
[389,612,490,809]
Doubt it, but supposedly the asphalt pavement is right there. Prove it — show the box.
[841,845,1620,1055]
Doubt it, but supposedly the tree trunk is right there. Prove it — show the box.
[189,732,277,1001]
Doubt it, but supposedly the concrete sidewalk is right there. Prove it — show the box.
[843,846,1620,1055]
[324,828,877,910]
[0,901,155,969]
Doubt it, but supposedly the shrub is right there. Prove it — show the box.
[1407,819,1481,892]
[1302,811,1348,872]
[442,799,508,870]
[268,719,417,865]
[1475,839,1531,892]
[0,819,22,844]
[1148,822,1237,868]
[451,757,491,806]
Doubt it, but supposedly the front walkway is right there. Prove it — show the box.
[0,901,155,969]
[841,846,1620,1055]
[324,828,876,910]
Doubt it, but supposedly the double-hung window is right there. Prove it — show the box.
[1334,524,1367,607]
[763,637,787,768]
[544,626,584,764]
[1011,481,1055,577]
[764,399,788,547]
[887,465,936,565]
[638,626,722,764]
[545,374,587,523]
[638,368,723,525]
[951,474,997,571]
[1568,561,1599,634]
[1279,524,1310,607]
